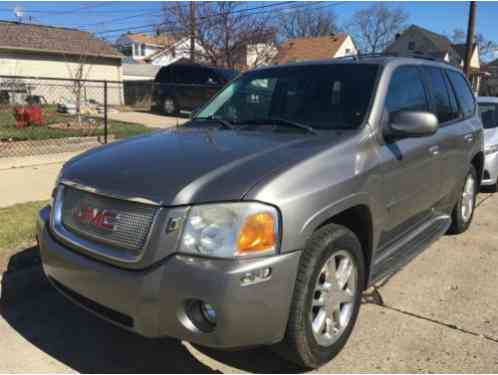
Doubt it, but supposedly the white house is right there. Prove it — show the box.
[246,43,278,68]
[146,38,206,67]
[115,32,177,63]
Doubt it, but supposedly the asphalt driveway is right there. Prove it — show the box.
[0,193,497,373]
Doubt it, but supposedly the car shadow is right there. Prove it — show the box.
[0,248,304,373]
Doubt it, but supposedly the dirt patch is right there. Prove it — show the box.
[48,120,101,136]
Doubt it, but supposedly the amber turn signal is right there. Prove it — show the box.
[237,212,277,254]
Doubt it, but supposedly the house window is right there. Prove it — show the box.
[345,48,351,55]
[408,41,416,51]
[140,44,145,56]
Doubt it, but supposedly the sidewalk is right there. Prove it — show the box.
[104,111,187,129]
[0,162,62,208]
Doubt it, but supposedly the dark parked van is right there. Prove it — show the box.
[152,62,238,115]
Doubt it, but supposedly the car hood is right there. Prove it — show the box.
[61,128,340,206]
[484,127,498,148]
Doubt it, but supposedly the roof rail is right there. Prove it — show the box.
[332,52,454,65]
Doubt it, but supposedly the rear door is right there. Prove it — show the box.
[379,65,442,246]
[172,65,197,110]
[420,66,463,206]
[443,69,480,200]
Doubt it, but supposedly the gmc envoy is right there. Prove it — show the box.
[38,56,483,369]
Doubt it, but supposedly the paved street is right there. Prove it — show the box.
[0,192,497,372]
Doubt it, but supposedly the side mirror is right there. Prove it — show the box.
[386,111,439,139]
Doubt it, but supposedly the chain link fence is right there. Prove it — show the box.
[0,75,153,160]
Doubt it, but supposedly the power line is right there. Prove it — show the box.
[95,1,334,37]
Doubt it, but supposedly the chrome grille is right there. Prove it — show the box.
[60,186,157,252]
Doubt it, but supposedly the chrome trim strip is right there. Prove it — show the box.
[50,185,162,264]
[60,179,162,207]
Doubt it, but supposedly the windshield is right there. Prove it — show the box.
[478,102,498,129]
[195,64,379,130]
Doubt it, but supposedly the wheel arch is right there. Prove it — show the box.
[313,204,374,289]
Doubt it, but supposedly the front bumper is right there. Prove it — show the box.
[38,206,301,348]
[482,151,498,186]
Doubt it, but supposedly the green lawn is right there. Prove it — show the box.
[0,200,48,252]
[0,106,153,141]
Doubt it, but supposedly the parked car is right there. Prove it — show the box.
[152,62,238,115]
[38,56,483,369]
[477,96,498,190]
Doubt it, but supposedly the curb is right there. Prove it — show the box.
[0,264,51,304]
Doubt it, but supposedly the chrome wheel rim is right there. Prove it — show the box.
[310,250,358,347]
[461,174,475,223]
[164,98,175,114]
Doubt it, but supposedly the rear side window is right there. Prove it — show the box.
[386,66,428,113]
[155,67,170,83]
[424,67,458,123]
[446,70,476,118]
[478,102,498,129]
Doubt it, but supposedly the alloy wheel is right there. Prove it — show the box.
[164,98,175,114]
[310,250,358,347]
[461,173,475,223]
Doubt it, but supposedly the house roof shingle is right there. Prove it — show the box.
[273,34,349,64]
[126,33,178,48]
[0,21,123,59]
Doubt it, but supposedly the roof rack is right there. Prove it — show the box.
[333,52,452,65]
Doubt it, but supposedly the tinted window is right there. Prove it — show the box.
[446,70,475,117]
[215,68,238,82]
[155,67,171,83]
[197,64,379,130]
[478,102,498,129]
[425,67,458,123]
[386,66,428,113]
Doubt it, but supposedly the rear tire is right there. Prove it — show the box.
[274,224,365,369]
[448,165,477,234]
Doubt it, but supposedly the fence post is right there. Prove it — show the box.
[104,80,108,144]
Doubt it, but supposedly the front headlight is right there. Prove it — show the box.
[179,202,279,258]
[50,169,64,207]
[485,144,498,155]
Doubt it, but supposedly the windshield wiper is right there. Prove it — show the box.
[194,115,234,130]
[242,117,317,135]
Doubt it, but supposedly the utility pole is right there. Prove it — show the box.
[190,1,196,62]
[463,1,476,78]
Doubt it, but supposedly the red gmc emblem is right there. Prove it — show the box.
[73,204,118,231]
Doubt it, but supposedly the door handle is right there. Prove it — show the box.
[428,145,440,155]
[464,134,474,143]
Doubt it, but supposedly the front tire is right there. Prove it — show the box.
[448,165,478,234]
[275,224,365,369]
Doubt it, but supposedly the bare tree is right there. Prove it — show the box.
[448,27,498,63]
[161,1,276,69]
[346,3,408,54]
[277,8,339,40]
[62,36,99,126]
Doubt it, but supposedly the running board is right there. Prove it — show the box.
[369,215,451,285]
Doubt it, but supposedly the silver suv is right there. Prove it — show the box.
[38,56,483,369]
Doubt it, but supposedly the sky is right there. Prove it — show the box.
[0,1,497,44]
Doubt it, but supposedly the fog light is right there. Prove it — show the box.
[201,302,217,325]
